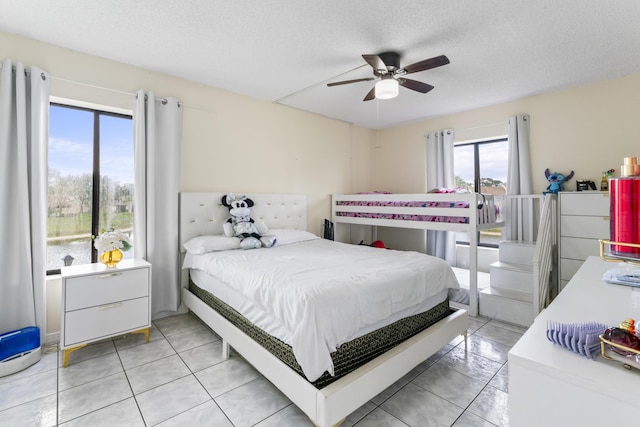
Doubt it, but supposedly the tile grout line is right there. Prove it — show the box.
[153,316,236,426]
[155,315,232,424]
[114,333,149,427]
[55,345,60,426]
[408,323,507,426]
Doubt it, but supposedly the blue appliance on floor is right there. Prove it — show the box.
[0,326,41,377]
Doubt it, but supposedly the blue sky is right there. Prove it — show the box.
[454,141,508,184]
[49,105,134,185]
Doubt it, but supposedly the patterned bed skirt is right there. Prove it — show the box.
[189,279,452,389]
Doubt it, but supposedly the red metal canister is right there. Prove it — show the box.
[609,156,640,257]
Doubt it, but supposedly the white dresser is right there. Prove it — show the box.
[60,259,151,366]
[558,191,610,290]
[509,256,640,426]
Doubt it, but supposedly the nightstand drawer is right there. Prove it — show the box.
[65,268,149,311]
[64,296,149,346]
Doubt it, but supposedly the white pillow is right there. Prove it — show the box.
[269,229,319,246]
[183,235,240,254]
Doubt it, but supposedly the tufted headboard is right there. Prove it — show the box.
[179,192,307,252]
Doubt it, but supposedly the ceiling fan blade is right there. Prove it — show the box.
[398,78,435,94]
[362,54,387,74]
[401,55,450,74]
[327,77,375,87]
[363,87,376,101]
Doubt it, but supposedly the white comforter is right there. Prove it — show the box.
[182,238,459,381]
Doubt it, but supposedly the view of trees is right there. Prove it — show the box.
[48,169,134,238]
[455,176,507,193]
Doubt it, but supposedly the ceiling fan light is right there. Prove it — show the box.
[375,79,399,99]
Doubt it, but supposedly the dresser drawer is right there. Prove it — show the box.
[64,296,149,346]
[65,268,149,311]
[560,216,609,239]
[560,192,610,216]
[560,237,602,261]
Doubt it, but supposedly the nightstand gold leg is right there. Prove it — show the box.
[131,327,150,343]
[62,344,87,368]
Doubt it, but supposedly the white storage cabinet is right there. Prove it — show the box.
[60,259,151,366]
[558,191,610,291]
[508,257,640,426]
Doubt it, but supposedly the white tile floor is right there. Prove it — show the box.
[0,313,526,426]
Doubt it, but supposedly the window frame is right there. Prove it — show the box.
[47,101,133,275]
[454,136,508,249]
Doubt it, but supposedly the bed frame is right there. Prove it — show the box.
[332,192,504,317]
[179,192,468,427]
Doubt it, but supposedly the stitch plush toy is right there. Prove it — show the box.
[543,168,575,194]
[221,193,277,249]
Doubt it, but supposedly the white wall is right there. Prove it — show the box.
[374,74,640,195]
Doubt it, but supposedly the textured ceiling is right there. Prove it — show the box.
[1,0,640,129]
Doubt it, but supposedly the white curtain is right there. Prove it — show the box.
[425,129,456,264]
[506,114,533,240]
[0,59,49,342]
[507,114,532,195]
[133,91,182,319]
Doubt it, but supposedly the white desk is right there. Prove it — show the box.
[508,256,640,426]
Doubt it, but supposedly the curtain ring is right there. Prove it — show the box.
[161,99,168,105]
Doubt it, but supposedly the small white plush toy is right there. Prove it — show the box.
[221,193,277,249]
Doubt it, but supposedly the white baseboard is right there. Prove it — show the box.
[45,332,60,346]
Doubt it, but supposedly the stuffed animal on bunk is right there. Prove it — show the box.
[221,193,277,249]
[543,168,575,194]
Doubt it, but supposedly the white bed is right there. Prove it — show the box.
[179,192,468,427]
[332,192,504,317]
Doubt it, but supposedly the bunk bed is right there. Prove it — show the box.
[332,191,504,317]
[179,192,468,427]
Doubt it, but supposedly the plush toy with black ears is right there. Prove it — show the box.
[221,193,277,249]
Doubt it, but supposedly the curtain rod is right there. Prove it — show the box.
[49,74,133,97]
[44,73,208,111]
[454,120,509,133]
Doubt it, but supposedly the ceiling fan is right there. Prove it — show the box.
[327,52,449,101]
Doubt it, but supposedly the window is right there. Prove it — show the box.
[47,102,134,274]
[454,137,508,247]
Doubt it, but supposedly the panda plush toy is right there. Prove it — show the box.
[221,193,277,249]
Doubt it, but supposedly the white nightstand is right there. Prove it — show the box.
[60,259,152,367]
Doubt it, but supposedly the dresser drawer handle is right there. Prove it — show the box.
[99,272,122,278]
[99,302,123,310]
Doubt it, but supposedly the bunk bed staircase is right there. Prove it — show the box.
[479,194,555,327]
